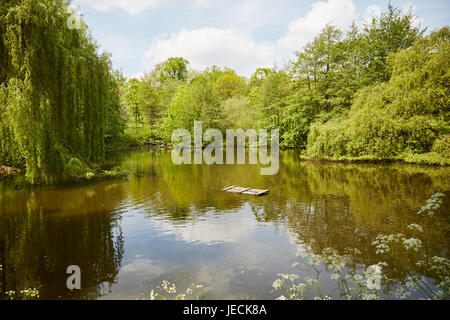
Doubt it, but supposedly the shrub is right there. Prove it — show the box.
[306,28,450,164]
[65,158,91,179]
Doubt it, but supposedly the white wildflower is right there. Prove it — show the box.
[305,278,319,287]
[403,238,422,251]
[407,224,423,233]
[331,273,340,280]
[272,279,282,290]
[168,284,176,294]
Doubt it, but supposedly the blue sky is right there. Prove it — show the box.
[71,0,449,78]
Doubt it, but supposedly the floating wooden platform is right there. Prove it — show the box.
[222,186,269,196]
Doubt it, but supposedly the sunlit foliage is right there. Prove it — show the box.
[0,0,123,182]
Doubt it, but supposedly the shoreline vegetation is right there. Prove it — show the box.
[0,165,21,179]
[109,143,450,166]
[1,144,448,181]
[1,1,449,184]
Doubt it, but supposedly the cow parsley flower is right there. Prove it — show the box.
[403,238,422,251]
[407,224,423,233]
[272,279,282,290]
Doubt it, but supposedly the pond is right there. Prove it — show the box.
[0,148,449,299]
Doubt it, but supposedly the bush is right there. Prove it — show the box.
[306,28,450,164]
[432,135,450,154]
[64,158,91,179]
[102,166,128,179]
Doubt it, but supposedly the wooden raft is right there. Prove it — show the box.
[222,186,269,196]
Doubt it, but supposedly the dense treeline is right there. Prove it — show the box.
[120,5,448,164]
[307,27,450,164]
[1,3,448,183]
[0,0,123,182]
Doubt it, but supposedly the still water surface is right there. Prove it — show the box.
[0,148,449,299]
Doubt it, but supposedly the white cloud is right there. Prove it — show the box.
[231,0,269,32]
[191,0,213,8]
[402,2,423,28]
[76,0,212,15]
[149,205,258,245]
[365,5,382,23]
[121,258,165,273]
[277,0,357,55]
[141,0,379,76]
[136,0,421,77]
[128,71,145,80]
[402,2,417,14]
[364,3,422,27]
[144,28,277,77]
[76,0,164,15]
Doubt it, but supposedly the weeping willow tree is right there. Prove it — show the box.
[0,0,122,183]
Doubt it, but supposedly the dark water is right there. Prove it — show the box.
[0,148,449,300]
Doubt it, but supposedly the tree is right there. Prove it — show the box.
[0,0,120,182]
[292,25,345,115]
[192,76,224,130]
[249,69,291,131]
[152,57,190,84]
[164,74,224,142]
[281,4,426,149]
[361,3,424,84]
[122,79,143,136]
[104,70,126,145]
[214,72,247,100]
[223,97,256,130]
[306,27,450,164]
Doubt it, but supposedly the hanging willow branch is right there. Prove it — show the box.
[0,0,122,183]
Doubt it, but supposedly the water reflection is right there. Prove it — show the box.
[0,148,449,299]
[0,182,124,299]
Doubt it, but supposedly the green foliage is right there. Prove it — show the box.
[431,135,450,154]
[0,0,124,183]
[361,4,424,84]
[223,96,256,130]
[105,70,126,145]
[112,4,439,166]
[151,57,190,84]
[119,58,192,145]
[122,78,146,137]
[403,152,449,166]
[214,71,246,100]
[1,1,444,179]
[276,5,425,149]
[120,65,248,146]
[65,157,92,180]
[307,27,450,164]
[102,166,128,179]
[249,69,291,131]
[163,74,224,142]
